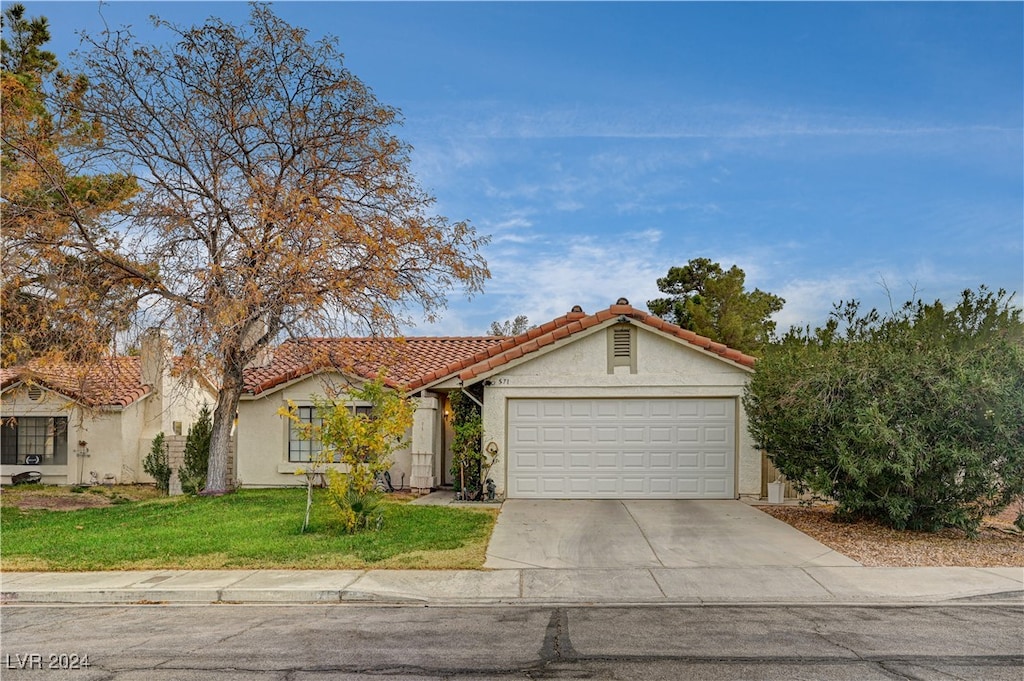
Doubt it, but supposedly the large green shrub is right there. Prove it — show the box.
[745,287,1024,534]
[143,432,171,494]
[179,403,212,495]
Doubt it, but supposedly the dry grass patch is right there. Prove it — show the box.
[758,504,1023,567]
[1,484,163,511]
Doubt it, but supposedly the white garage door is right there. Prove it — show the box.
[507,398,735,499]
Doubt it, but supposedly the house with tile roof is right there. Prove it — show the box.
[236,299,764,499]
[1,330,217,486]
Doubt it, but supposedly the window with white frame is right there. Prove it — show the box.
[287,404,373,463]
[1,416,69,465]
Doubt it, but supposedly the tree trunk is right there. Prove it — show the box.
[204,365,243,495]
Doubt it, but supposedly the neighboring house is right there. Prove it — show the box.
[0,331,217,486]
[237,299,762,499]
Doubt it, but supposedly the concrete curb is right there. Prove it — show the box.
[3,566,1021,606]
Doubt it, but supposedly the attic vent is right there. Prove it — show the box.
[27,385,42,401]
[607,324,637,374]
[612,327,631,357]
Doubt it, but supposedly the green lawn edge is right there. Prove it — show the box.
[1,488,498,571]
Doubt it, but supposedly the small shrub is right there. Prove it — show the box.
[143,432,171,494]
[325,469,385,533]
[179,403,212,495]
[281,377,414,533]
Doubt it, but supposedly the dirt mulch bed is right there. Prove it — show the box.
[0,485,420,512]
[0,484,164,512]
[758,504,1024,567]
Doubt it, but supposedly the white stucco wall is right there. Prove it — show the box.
[1,386,130,485]
[478,323,761,498]
[235,372,413,488]
[2,370,215,487]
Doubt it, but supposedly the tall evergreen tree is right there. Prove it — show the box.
[647,258,784,355]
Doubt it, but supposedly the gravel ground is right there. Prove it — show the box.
[757,503,1024,567]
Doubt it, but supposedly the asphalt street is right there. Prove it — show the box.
[1,603,1020,680]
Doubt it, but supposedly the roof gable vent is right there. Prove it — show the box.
[27,385,43,401]
[612,327,631,357]
[607,324,637,374]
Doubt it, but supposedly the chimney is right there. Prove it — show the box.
[242,316,273,368]
[140,327,169,389]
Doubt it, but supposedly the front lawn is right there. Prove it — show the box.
[0,488,498,571]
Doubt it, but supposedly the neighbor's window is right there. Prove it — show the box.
[1,416,69,465]
[287,404,373,463]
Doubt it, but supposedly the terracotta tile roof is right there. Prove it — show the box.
[1,357,151,407]
[440,302,757,387]
[241,337,508,395]
[248,304,756,396]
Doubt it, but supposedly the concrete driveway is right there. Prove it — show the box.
[484,500,860,569]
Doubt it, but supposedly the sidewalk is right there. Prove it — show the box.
[4,492,1021,607]
[3,565,1021,606]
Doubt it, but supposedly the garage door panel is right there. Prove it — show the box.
[704,452,729,470]
[650,401,673,418]
[622,427,646,442]
[704,426,728,443]
[514,452,539,469]
[677,427,699,442]
[677,401,700,417]
[703,478,729,495]
[569,477,591,493]
[514,426,539,443]
[677,478,700,494]
[568,452,592,469]
[508,398,735,499]
[622,452,646,469]
[623,401,646,418]
[703,401,728,417]
[650,452,673,468]
[542,401,566,418]
[649,427,673,443]
[569,401,592,417]
[513,401,540,418]
[650,477,673,493]
[513,477,539,494]
[541,427,565,443]
[569,427,591,442]
[622,477,646,493]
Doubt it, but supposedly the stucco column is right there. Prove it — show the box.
[409,395,438,493]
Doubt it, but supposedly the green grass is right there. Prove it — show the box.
[0,488,498,571]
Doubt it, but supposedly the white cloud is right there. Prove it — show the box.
[483,231,670,324]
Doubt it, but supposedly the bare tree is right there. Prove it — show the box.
[27,5,489,493]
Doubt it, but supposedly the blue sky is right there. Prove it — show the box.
[23,1,1024,336]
